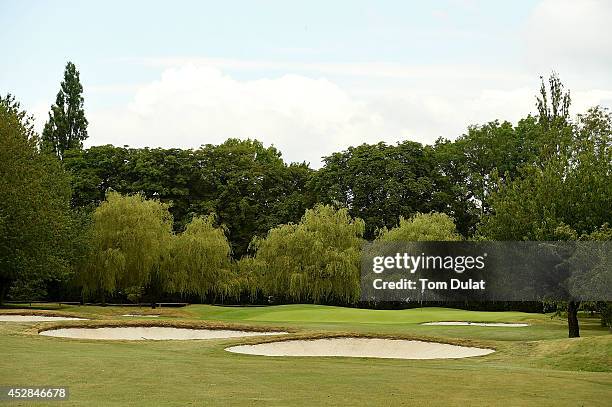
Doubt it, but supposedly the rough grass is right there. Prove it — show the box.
[1,304,610,406]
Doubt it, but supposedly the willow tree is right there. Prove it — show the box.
[162,216,231,301]
[81,192,172,302]
[252,205,365,304]
[377,212,462,241]
[223,257,265,302]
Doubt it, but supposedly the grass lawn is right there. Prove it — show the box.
[1,304,610,406]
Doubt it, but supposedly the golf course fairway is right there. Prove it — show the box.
[2,304,610,406]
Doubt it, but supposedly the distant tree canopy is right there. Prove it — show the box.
[60,77,608,268]
[0,95,76,304]
[64,139,313,257]
[41,61,88,160]
[310,141,437,239]
[251,205,365,304]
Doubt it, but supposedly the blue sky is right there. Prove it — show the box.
[1,0,610,165]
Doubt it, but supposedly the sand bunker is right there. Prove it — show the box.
[39,326,287,340]
[121,314,160,317]
[422,322,528,327]
[226,338,494,359]
[0,315,86,322]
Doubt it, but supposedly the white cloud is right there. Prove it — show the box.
[87,65,401,166]
[72,1,610,167]
[523,0,612,76]
[133,56,528,84]
[81,60,610,167]
[22,1,611,168]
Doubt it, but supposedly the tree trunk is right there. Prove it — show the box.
[567,301,580,338]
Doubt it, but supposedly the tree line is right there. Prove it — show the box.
[1,63,610,337]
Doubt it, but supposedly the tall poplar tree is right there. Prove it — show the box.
[41,61,88,159]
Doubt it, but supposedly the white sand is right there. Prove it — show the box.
[422,322,528,327]
[0,315,86,322]
[39,326,288,340]
[226,338,494,359]
[121,314,160,317]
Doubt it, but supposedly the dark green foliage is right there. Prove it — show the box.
[0,94,76,304]
[431,116,543,236]
[311,141,444,239]
[41,61,88,159]
[479,107,611,241]
[310,126,542,239]
[192,139,314,257]
[7,279,48,303]
[598,302,612,328]
[64,139,313,257]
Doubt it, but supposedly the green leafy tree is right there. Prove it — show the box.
[64,140,313,257]
[0,94,75,304]
[80,192,172,303]
[224,257,265,302]
[536,72,571,131]
[162,216,232,300]
[311,141,440,239]
[194,139,313,256]
[7,279,48,305]
[63,145,135,209]
[251,205,365,304]
[479,77,611,337]
[430,115,543,236]
[41,61,88,160]
[428,139,480,236]
[479,107,611,242]
[377,212,462,242]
